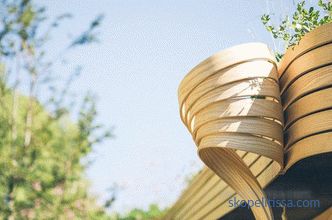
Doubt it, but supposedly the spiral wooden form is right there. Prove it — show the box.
[178,43,284,220]
[164,22,332,220]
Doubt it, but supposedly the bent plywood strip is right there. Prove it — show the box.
[190,98,283,133]
[278,22,332,77]
[285,132,332,171]
[284,87,332,129]
[280,22,332,169]
[164,22,332,220]
[284,110,332,150]
[174,152,249,220]
[194,118,283,144]
[178,43,275,100]
[177,43,283,220]
[185,78,280,126]
[281,64,332,112]
[279,43,332,93]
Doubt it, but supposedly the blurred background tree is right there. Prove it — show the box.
[112,204,166,220]
[0,0,112,219]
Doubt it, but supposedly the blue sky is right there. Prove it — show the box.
[37,0,309,214]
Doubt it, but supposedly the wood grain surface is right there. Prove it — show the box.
[175,43,282,220]
[163,22,332,220]
[280,23,332,172]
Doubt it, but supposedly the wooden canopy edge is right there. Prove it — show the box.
[163,22,332,220]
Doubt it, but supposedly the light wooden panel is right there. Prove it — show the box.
[163,23,332,220]
[280,22,332,172]
[175,43,283,220]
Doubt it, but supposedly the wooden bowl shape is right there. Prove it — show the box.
[178,43,283,220]
[279,22,332,171]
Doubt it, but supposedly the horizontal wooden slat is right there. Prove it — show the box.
[166,23,332,220]
[181,60,278,121]
[285,132,332,171]
[197,161,281,220]
[190,98,282,131]
[279,43,332,93]
[280,23,332,189]
[281,64,332,111]
[284,88,332,129]
[178,43,275,102]
[199,134,282,165]
[194,117,283,144]
[278,22,332,77]
[185,79,280,125]
[285,109,332,150]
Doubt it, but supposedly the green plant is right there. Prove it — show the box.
[113,204,166,220]
[261,0,332,61]
[0,0,112,219]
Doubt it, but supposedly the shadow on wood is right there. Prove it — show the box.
[222,153,332,220]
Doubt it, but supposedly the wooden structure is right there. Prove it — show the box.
[164,22,332,220]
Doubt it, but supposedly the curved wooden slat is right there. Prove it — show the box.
[184,78,280,124]
[186,79,280,125]
[199,135,282,165]
[278,22,332,77]
[163,169,213,219]
[198,148,276,220]
[280,43,332,93]
[178,43,275,100]
[177,173,228,219]
[166,23,332,220]
[200,161,280,220]
[194,118,283,144]
[181,60,278,121]
[282,64,332,111]
[190,98,282,132]
[284,88,332,129]
[285,132,332,171]
[178,154,281,220]
[164,152,248,220]
[285,109,332,150]
[183,60,278,103]
[279,23,332,171]
[180,153,260,220]
[177,43,282,220]
[175,151,248,219]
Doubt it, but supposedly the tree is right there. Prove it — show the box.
[261,0,332,61]
[0,0,111,219]
[113,204,166,220]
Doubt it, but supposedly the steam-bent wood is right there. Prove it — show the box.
[280,22,332,171]
[282,64,332,113]
[279,43,332,94]
[164,23,332,220]
[177,43,283,220]
[278,22,332,77]
[284,88,332,129]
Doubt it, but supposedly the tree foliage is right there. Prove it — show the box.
[261,0,332,61]
[113,204,166,220]
[0,0,111,219]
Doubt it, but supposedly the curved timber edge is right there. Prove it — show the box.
[165,22,332,220]
[279,22,332,170]
[177,43,283,220]
[278,22,332,78]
